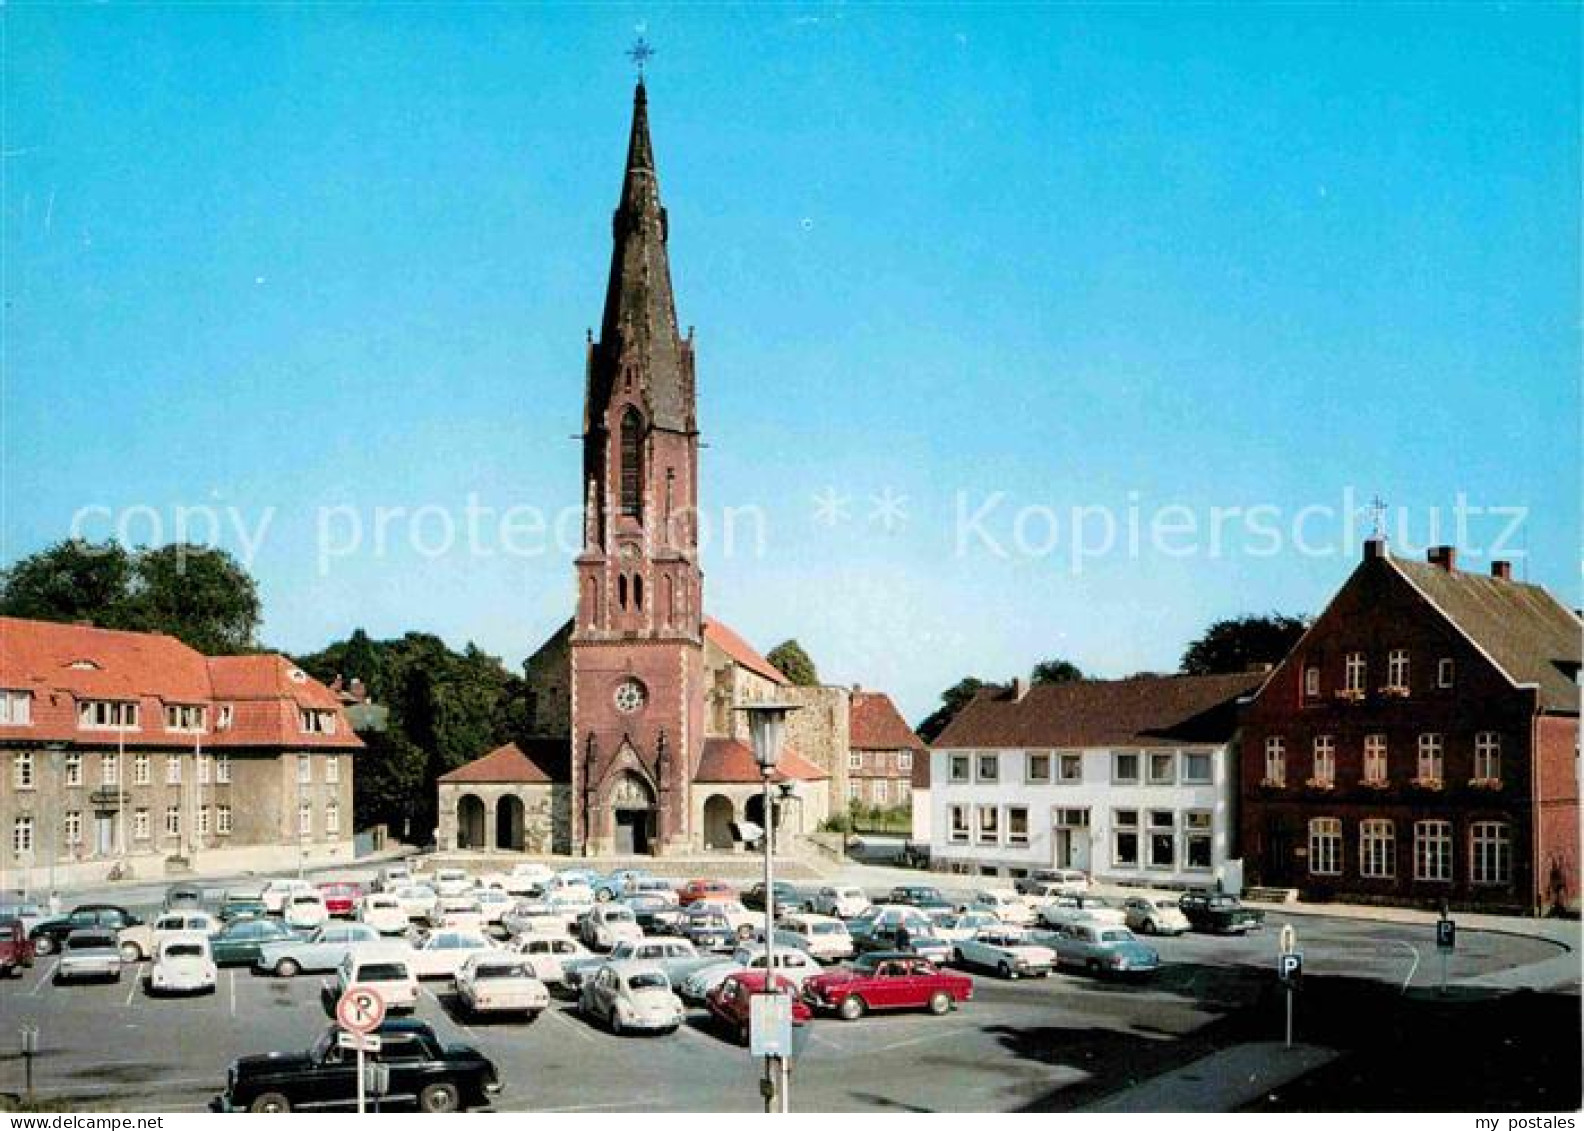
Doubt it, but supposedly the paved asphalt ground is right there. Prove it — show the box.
[0,874,1571,1113]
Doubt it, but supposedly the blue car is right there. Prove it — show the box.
[1036,922,1161,977]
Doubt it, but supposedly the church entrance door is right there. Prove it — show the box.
[610,771,658,856]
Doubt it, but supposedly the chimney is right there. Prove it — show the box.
[1011,677,1029,702]
[1363,538,1387,561]
[1427,545,1457,572]
[1490,560,1512,581]
[850,683,863,694]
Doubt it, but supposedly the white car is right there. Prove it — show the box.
[337,947,420,1011]
[284,892,330,931]
[455,953,550,1018]
[965,889,1035,926]
[1122,896,1192,936]
[702,899,757,938]
[433,868,475,898]
[475,888,513,927]
[57,929,123,981]
[677,944,821,1003]
[356,894,409,936]
[543,888,596,928]
[393,884,439,922]
[773,914,853,962]
[501,900,568,939]
[507,933,590,985]
[149,910,223,948]
[261,879,316,915]
[427,896,485,933]
[147,933,217,995]
[953,927,1056,979]
[502,863,555,896]
[580,904,644,951]
[375,865,413,893]
[578,961,684,1035]
[407,929,496,980]
[931,910,1004,943]
[812,885,871,919]
[1039,894,1129,930]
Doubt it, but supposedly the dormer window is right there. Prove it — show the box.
[217,705,234,730]
[67,659,101,671]
[0,689,31,726]
[299,708,337,736]
[78,699,139,731]
[164,704,207,733]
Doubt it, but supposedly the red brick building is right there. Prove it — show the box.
[846,691,925,811]
[1240,540,1580,914]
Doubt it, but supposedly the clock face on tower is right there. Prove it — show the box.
[613,678,647,714]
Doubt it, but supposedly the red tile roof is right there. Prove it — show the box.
[695,737,830,783]
[0,616,360,749]
[703,618,788,686]
[850,691,924,751]
[438,742,557,785]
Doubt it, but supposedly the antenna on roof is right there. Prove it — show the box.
[1362,494,1389,542]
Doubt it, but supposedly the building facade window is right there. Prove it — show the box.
[976,806,999,845]
[215,754,231,784]
[1474,732,1502,781]
[298,756,312,785]
[1113,810,1139,867]
[1007,806,1029,846]
[1312,736,1335,786]
[1147,810,1175,869]
[78,700,139,730]
[873,780,888,805]
[101,752,119,786]
[1183,752,1212,784]
[848,752,862,770]
[198,755,211,785]
[1058,753,1082,782]
[326,756,340,785]
[948,806,970,845]
[1309,818,1342,875]
[164,704,206,732]
[298,709,337,736]
[298,802,313,837]
[976,753,999,782]
[166,756,181,785]
[65,752,83,787]
[1437,658,1455,688]
[1184,811,1213,870]
[1148,752,1175,785]
[64,810,82,846]
[133,809,150,841]
[165,807,181,837]
[847,780,861,801]
[896,781,910,806]
[898,750,912,772]
[0,689,31,725]
[1113,752,1140,784]
[1470,822,1511,885]
[133,754,150,785]
[197,806,210,837]
[13,751,33,789]
[1387,648,1410,691]
[1416,734,1444,784]
[948,754,970,783]
[1303,666,1320,698]
[326,802,340,836]
[1414,820,1453,882]
[1263,737,1286,786]
[1360,819,1395,879]
[217,704,234,730]
[1344,652,1367,693]
[1026,752,1051,783]
[1363,734,1388,784]
[13,816,34,855]
[217,805,233,836]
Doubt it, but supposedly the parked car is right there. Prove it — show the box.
[475,887,513,928]
[1123,896,1192,936]
[679,905,739,951]
[433,868,475,898]
[209,917,302,967]
[579,962,684,1035]
[256,923,388,977]
[163,883,206,912]
[0,917,37,977]
[849,905,951,963]
[29,904,142,957]
[375,864,413,893]
[408,930,496,980]
[455,953,549,1018]
[932,910,1003,943]
[1038,894,1129,931]
[501,862,554,896]
[953,927,1055,979]
[812,885,871,919]
[501,900,567,939]
[773,914,854,962]
[1013,869,1090,897]
[541,887,596,929]
[563,936,706,991]
[335,948,420,1011]
[317,882,363,918]
[0,898,48,936]
[742,881,810,915]
[213,1018,500,1112]
[887,885,953,912]
[676,944,822,1004]
[285,892,331,931]
[505,933,591,986]
[393,884,440,922]
[427,896,485,934]
[55,928,123,982]
[802,953,973,1020]
[1178,890,1265,934]
[962,889,1035,926]
[623,891,686,935]
[580,904,644,951]
[1041,921,1161,976]
[548,868,603,892]
[147,933,218,995]
[261,879,316,915]
[148,910,223,953]
[677,879,736,906]
[705,971,811,1044]
[593,869,656,903]
[356,894,410,936]
[219,892,269,923]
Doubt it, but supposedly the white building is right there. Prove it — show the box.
[928,673,1261,888]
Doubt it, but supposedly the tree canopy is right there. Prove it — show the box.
[915,676,990,744]
[1180,613,1307,676]
[1031,658,1085,685]
[766,639,819,686]
[1,538,261,654]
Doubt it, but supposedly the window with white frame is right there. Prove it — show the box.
[326,756,340,785]
[848,751,862,770]
[1007,806,1029,846]
[847,780,861,801]
[217,704,234,730]
[976,753,999,782]
[65,752,83,786]
[1263,737,1286,786]
[13,751,33,789]
[133,809,150,841]
[298,756,312,785]
[64,810,82,846]
[1387,649,1410,691]
[101,752,119,786]
[1026,751,1051,783]
[1474,732,1502,780]
[1363,734,1388,783]
[1414,820,1453,882]
[1113,751,1140,784]
[976,805,1000,845]
[1437,658,1455,688]
[217,805,233,836]
[13,815,34,855]
[166,755,181,785]
[1416,734,1444,784]
[78,700,138,730]
[1360,819,1395,879]
[1113,810,1139,867]
[1303,666,1320,698]
[1344,652,1367,693]
[1308,817,1342,875]
[949,754,970,783]
[1147,810,1175,869]
[165,806,181,837]
[896,781,910,805]
[197,806,211,837]
[164,704,206,732]
[133,753,149,785]
[874,779,888,805]
[298,802,312,837]
[1183,752,1212,783]
[1470,821,1511,885]
[326,802,340,835]
[198,754,211,785]
[1148,751,1176,785]
[215,754,231,784]
[898,750,912,772]
[1058,753,1083,782]
[0,689,31,725]
[298,708,337,736]
[1184,811,1213,870]
[948,805,970,844]
[1312,735,1335,785]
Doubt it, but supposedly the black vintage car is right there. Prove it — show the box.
[29,904,141,956]
[887,885,954,912]
[1178,890,1265,934]
[213,1019,500,1113]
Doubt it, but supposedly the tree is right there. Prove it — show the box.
[1180,613,1307,676]
[0,539,136,626]
[1031,658,1085,685]
[915,677,990,744]
[766,639,818,686]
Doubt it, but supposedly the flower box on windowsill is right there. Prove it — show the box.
[1379,686,1410,699]
[1409,777,1444,791]
[1359,778,1391,790]
[1259,778,1286,789]
[1468,778,1504,791]
[1303,778,1335,791]
[1334,688,1366,703]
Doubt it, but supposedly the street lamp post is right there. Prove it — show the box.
[734,699,800,1115]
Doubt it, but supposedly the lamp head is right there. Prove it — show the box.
[732,700,801,770]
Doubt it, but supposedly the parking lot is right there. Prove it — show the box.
[0,882,1564,1113]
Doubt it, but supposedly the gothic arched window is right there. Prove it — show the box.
[620,408,643,520]
[617,573,629,610]
[634,574,644,611]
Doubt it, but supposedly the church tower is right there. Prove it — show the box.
[570,81,704,855]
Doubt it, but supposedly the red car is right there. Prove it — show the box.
[705,971,812,1045]
[802,952,973,1021]
[316,882,363,918]
[678,879,736,907]
[0,918,36,977]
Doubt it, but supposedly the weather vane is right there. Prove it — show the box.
[627,32,655,79]
[1364,494,1389,541]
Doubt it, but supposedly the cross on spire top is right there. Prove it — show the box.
[627,33,655,80]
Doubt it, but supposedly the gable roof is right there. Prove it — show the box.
[438,741,559,785]
[935,672,1262,750]
[703,618,788,685]
[1389,556,1581,713]
[694,737,830,783]
[850,691,924,751]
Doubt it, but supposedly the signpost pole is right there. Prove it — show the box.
[356,1044,366,1115]
[1278,925,1299,1049]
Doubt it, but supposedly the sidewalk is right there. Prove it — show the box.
[1240,896,1580,953]
[1079,1042,1338,1112]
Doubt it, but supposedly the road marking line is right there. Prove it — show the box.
[230,969,237,1017]
[541,1005,596,1043]
[29,960,58,996]
[123,972,139,1007]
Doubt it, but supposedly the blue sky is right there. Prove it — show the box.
[4,4,1578,722]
